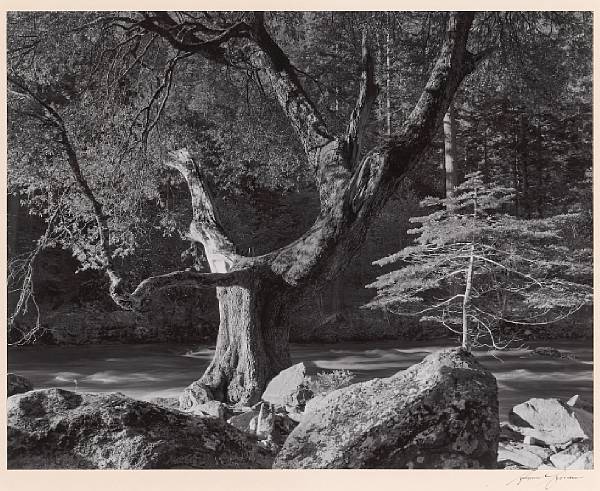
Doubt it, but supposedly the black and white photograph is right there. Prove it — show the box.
[4,7,595,478]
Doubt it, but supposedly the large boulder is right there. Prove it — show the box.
[8,388,273,469]
[7,373,33,397]
[262,362,314,409]
[274,348,499,469]
[509,398,590,446]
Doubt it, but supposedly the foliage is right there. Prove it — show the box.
[6,11,593,346]
[366,172,593,349]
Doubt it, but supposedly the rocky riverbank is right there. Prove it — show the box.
[497,395,593,470]
[6,347,593,470]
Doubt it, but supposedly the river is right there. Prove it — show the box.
[7,339,593,419]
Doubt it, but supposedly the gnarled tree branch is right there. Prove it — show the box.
[128,268,251,310]
[264,12,478,287]
[165,148,242,273]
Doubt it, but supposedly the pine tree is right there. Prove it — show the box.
[366,171,592,351]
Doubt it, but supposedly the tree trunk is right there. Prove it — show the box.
[462,243,475,351]
[443,102,457,197]
[199,280,292,404]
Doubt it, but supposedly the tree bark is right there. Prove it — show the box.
[462,243,475,351]
[199,280,293,404]
[443,102,458,198]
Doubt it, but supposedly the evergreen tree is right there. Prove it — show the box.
[366,171,592,350]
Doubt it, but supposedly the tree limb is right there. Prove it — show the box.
[137,12,250,65]
[382,12,476,177]
[128,269,250,310]
[246,12,333,158]
[165,148,241,272]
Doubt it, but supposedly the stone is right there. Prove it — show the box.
[249,405,274,439]
[509,398,589,445]
[146,397,180,410]
[286,408,304,424]
[286,387,314,408]
[499,421,525,442]
[190,400,227,419]
[303,394,327,415]
[523,435,546,447]
[8,388,273,469]
[274,348,499,469]
[549,442,593,470]
[497,442,545,469]
[178,380,213,410]
[570,407,593,442]
[7,373,33,397]
[567,452,593,470]
[228,409,259,432]
[565,394,593,412]
[262,362,315,408]
[530,346,575,359]
[228,403,298,445]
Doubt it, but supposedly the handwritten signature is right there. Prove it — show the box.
[506,470,585,489]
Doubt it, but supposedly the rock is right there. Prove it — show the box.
[274,348,499,469]
[499,422,525,442]
[7,373,33,397]
[249,405,274,439]
[530,346,575,359]
[262,363,314,408]
[179,380,213,410]
[565,394,593,412]
[303,394,327,415]
[523,435,546,447]
[8,388,273,469]
[571,407,593,442]
[189,400,227,419]
[550,442,593,469]
[566,452,593,470]
[497,442,548,469]
[228,404,298,445]
[509,398,589,445]
[146,397,180,410]
[228,410,259,432]
[286,387,314,408]
[273,413,299,443]
[286,408,304,424]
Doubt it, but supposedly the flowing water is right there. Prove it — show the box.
[7,339,593,419]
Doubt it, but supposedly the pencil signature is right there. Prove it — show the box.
[505,470,585,489]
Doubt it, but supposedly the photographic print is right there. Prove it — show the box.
[5,10,593,472]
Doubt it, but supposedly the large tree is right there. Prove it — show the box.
[9,11,490,404]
